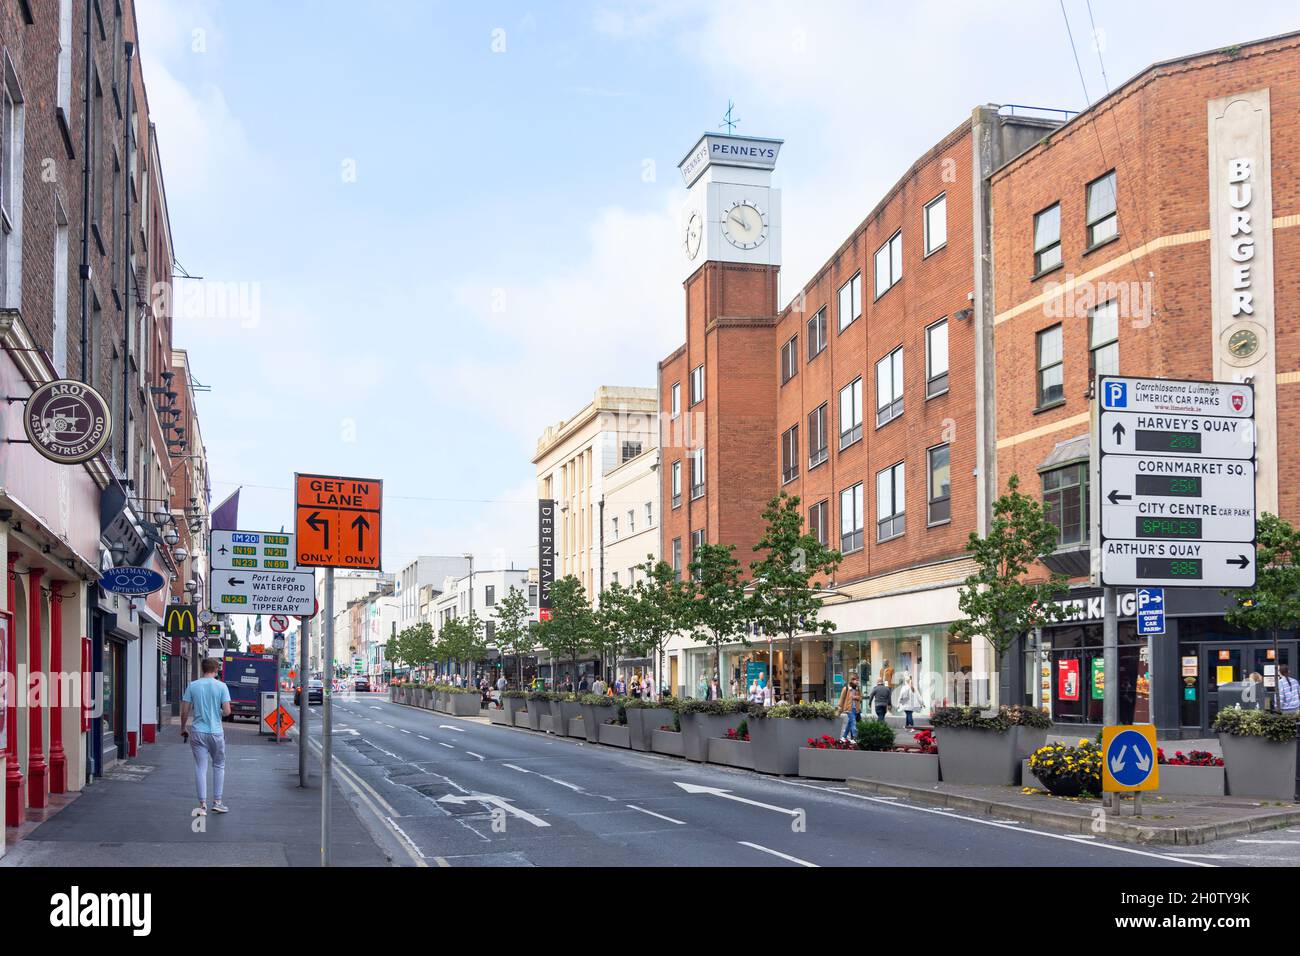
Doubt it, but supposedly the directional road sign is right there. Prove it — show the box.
[1101,724,1159,792]
[210,569,315,616]
[1098,375,1256,589]
[1136,587,1165,636]
[294,473,383,570]
[211,530,299,572]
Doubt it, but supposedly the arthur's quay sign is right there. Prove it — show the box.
[1047,587,1233,624]
[23,379,112,465]
[679,134,783,185]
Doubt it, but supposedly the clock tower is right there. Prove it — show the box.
[679,133,783,277]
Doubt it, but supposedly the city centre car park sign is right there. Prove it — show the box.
[1098,376,1256,589]
[209,529,315,615]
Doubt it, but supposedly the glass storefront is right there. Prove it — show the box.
[1039,622,1147,724]
[826,624,959,713]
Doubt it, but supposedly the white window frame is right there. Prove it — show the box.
[877,461,906,541]
[923,193,947,255]
[689,365,704,406]
[1086,170,1118,248]
[838,378,863,450]
[1089,299,1119,380]
[806,308,827,360]
[671,460,682,507]
[840,482,864,554]
[926,319,949,398]
[874,231,902,298]
[875,347,904,427]
[671,382,681,418]
[837,272,862,332]
[690,446,705,499]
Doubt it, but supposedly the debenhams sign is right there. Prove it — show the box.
[679,134,782,186]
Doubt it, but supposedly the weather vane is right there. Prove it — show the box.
[719,100,739,134]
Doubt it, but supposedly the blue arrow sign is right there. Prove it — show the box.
[1136,586,1165,635]
[1106,729,1157,788]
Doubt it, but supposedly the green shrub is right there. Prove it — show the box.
[748,701,838,720]
[580,693,615,707]
[502,690,527,699]
[1029,741,1102,797]
[527,690,556,702]
[1001,704,1052,729]
[855,719,896,752]
[680,698,748,716]
[929,706,1011,732]
[1213,708,1300,743]
[626,697,674,710]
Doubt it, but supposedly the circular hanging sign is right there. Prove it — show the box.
[24,379,112,465]
[100,566,167,596]
[296,597,320,623]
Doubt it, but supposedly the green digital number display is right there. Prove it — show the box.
[1135,475,1202,497]
[1136,517,1203,539]
[1135,430,1202,454]
[1136,558,1202,579]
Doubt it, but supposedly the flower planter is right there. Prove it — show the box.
[627,707,676,751]
[526,703,546,731]
[652,729,684,757]
[747,717,839,776]
[390,687,398,702]
[707,736,755,770]
[504,696,526,722]
[936,727,1018,785]
[1014,726,1049,763]
[488,708,511,726]
[513,710,532,729]
[560,700,584,737]
[580,704,609,743]
[679,712,746,763]
[598,722,631,748]
[568,717,589,739]
[799,747,940,784]
[449,693,480,717]
[541,715,554,734]
[1220,734,1297,801]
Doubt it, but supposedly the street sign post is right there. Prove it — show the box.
[293,473,383,570]
[1098,376,1256,589]
[1136,587,1165,636]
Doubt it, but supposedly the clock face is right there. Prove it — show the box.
[1227,327,1259,359]
[684,211,702,260]
[722,200,767,250]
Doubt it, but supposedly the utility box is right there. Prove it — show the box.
[1219,681,1263,711]
[259,691,278,735]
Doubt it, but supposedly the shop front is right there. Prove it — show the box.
[824,623,972,713]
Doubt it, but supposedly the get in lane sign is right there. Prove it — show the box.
[294,473,383,570]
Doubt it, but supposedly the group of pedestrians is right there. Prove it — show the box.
[836,673,924,742]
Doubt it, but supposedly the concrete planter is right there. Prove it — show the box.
[1220,733,1297,801]
[680,712,747,763]
[559,700,584,737]
[526,702,547,731]
[390,687,398,702]
[747,717,839,776]
[627,707,676,751]
[936,726,1018,785]
[652,729,684,757]
[568,716,589,739]
[707,736,755,770]
[504,696,526,722]
[513,710,531,729]
[799,747,939,784]
[541,715,554,734]
[488,708,511,726]
[432,691,446,712]
[1014,726,1049,763]
[580,704,612,743]
[546,700,564,734]
[598,722,631,748]
[449,693,480,717]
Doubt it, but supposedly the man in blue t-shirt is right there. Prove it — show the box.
[181,658,233,816]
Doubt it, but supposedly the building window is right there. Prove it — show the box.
[611,571,618,586]
[840,483,864,554]
[877,461,906,542]
[874,231,903,298]
[838,272,862,332]
[781,425,799,484]
[0,66,23,308]
[671,460,682,508]
[927,444,951,525]
[809,499,829,547]
[627,509,635,533]
[671,382,681,418]
[690,529,705,578]
[780,334,798,385]
[485,619,496,642]
[1037,324,1064,407]
[611,516,619,541]
[808,403,828,469]
[528,584,539,607]
[924,193,947,255]
[672,538,683,578]
[875,347,904,427]
[690,365,704,405]
[1033,203,1061,275]
[622,440,642,462]
[807,308,827,361]
[1086,170,1117,248]
[485,585,496,606]
[645,501,653,526]
[690,447,705,499]
[921,320,948,400]
[57,0,73,113]
[1089,299,1119,380]
[839,378,863,450]
[1042,462,1089,547]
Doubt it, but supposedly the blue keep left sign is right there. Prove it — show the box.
[1102,725,1159,792]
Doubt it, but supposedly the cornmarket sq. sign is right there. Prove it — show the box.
[23,379,112,465]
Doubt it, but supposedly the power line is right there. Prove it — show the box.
[209,479,534,506]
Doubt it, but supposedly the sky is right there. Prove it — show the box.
[133,0,1299,575]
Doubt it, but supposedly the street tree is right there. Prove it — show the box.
[536,575,597,690]
[684,542,751,696]
[951,473,1069,706]
[749,492,842,704]
[436,614,486,682]
[1225,512,1300,710]
[398,623,435,681]
[622,556,692,699]
[492,585,534,687]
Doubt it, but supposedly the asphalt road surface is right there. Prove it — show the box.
[292,692,1214,868]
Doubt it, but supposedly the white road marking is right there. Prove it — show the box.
[465,751,485,761]
[773,778,1216,868]
[675,782,800,817]
[370,706,382,710]
[503,764,530,774]
[437,793,550,828]
[400,729,412,734]
[1235,839,1300,844]
[439,742,455,749]
[439,725,465,733]
[501,762,583,792]
[626,804,686,825]
[306,739,426,868]
[738,841,818,867]
[417,735,430,741]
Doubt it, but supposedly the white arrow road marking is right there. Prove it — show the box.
[1109,744,1128,774]
[370,706,382,710]
[627,804,686,825]
[417,735,430,741]
[738,841,818,867]
[438,742,455,749]
[501,763,584,792]
[465,751,485,761]
[439,725,465,733]
[437,793,550,828]
[675,782,801,816]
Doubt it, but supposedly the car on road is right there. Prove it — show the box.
[352,676,371,693]
[294,679,324,706]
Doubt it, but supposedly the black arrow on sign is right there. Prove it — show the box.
[307,511,330,549]
[1107,489,1132,505]
[351,513,370,551]
[228,577,245,587]
[1112,422,1126,443]
[1227,554,1250,569]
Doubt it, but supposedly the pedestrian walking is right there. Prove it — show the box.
[578,673,590,692]
[615,677,625,695]
[868,676,892,722]
[180,658,233,817]
[496,673,508,708]
[897,676,921,729]
[706,677,722,700]
[837,674,862,741]
[593,675,607,695]
[1277,664,1300,714]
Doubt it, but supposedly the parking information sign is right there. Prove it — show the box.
[1098,376,1256,589]
[1136,587,1165,636]
[1101,724,1159,793]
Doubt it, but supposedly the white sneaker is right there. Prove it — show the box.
[195,804,207,817]
[211,801,229,814]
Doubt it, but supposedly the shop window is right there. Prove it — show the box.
[1042,462,1088,548]
[1033,203,1061,275]
[1086,170,1117,248]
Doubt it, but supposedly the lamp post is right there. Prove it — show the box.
[464,552,474,684]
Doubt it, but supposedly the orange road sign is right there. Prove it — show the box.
[294,473,383,570]
[265,706,295,736]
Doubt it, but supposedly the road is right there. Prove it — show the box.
[294,692,1211,868]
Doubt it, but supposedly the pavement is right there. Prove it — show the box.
[0,712,392,867]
